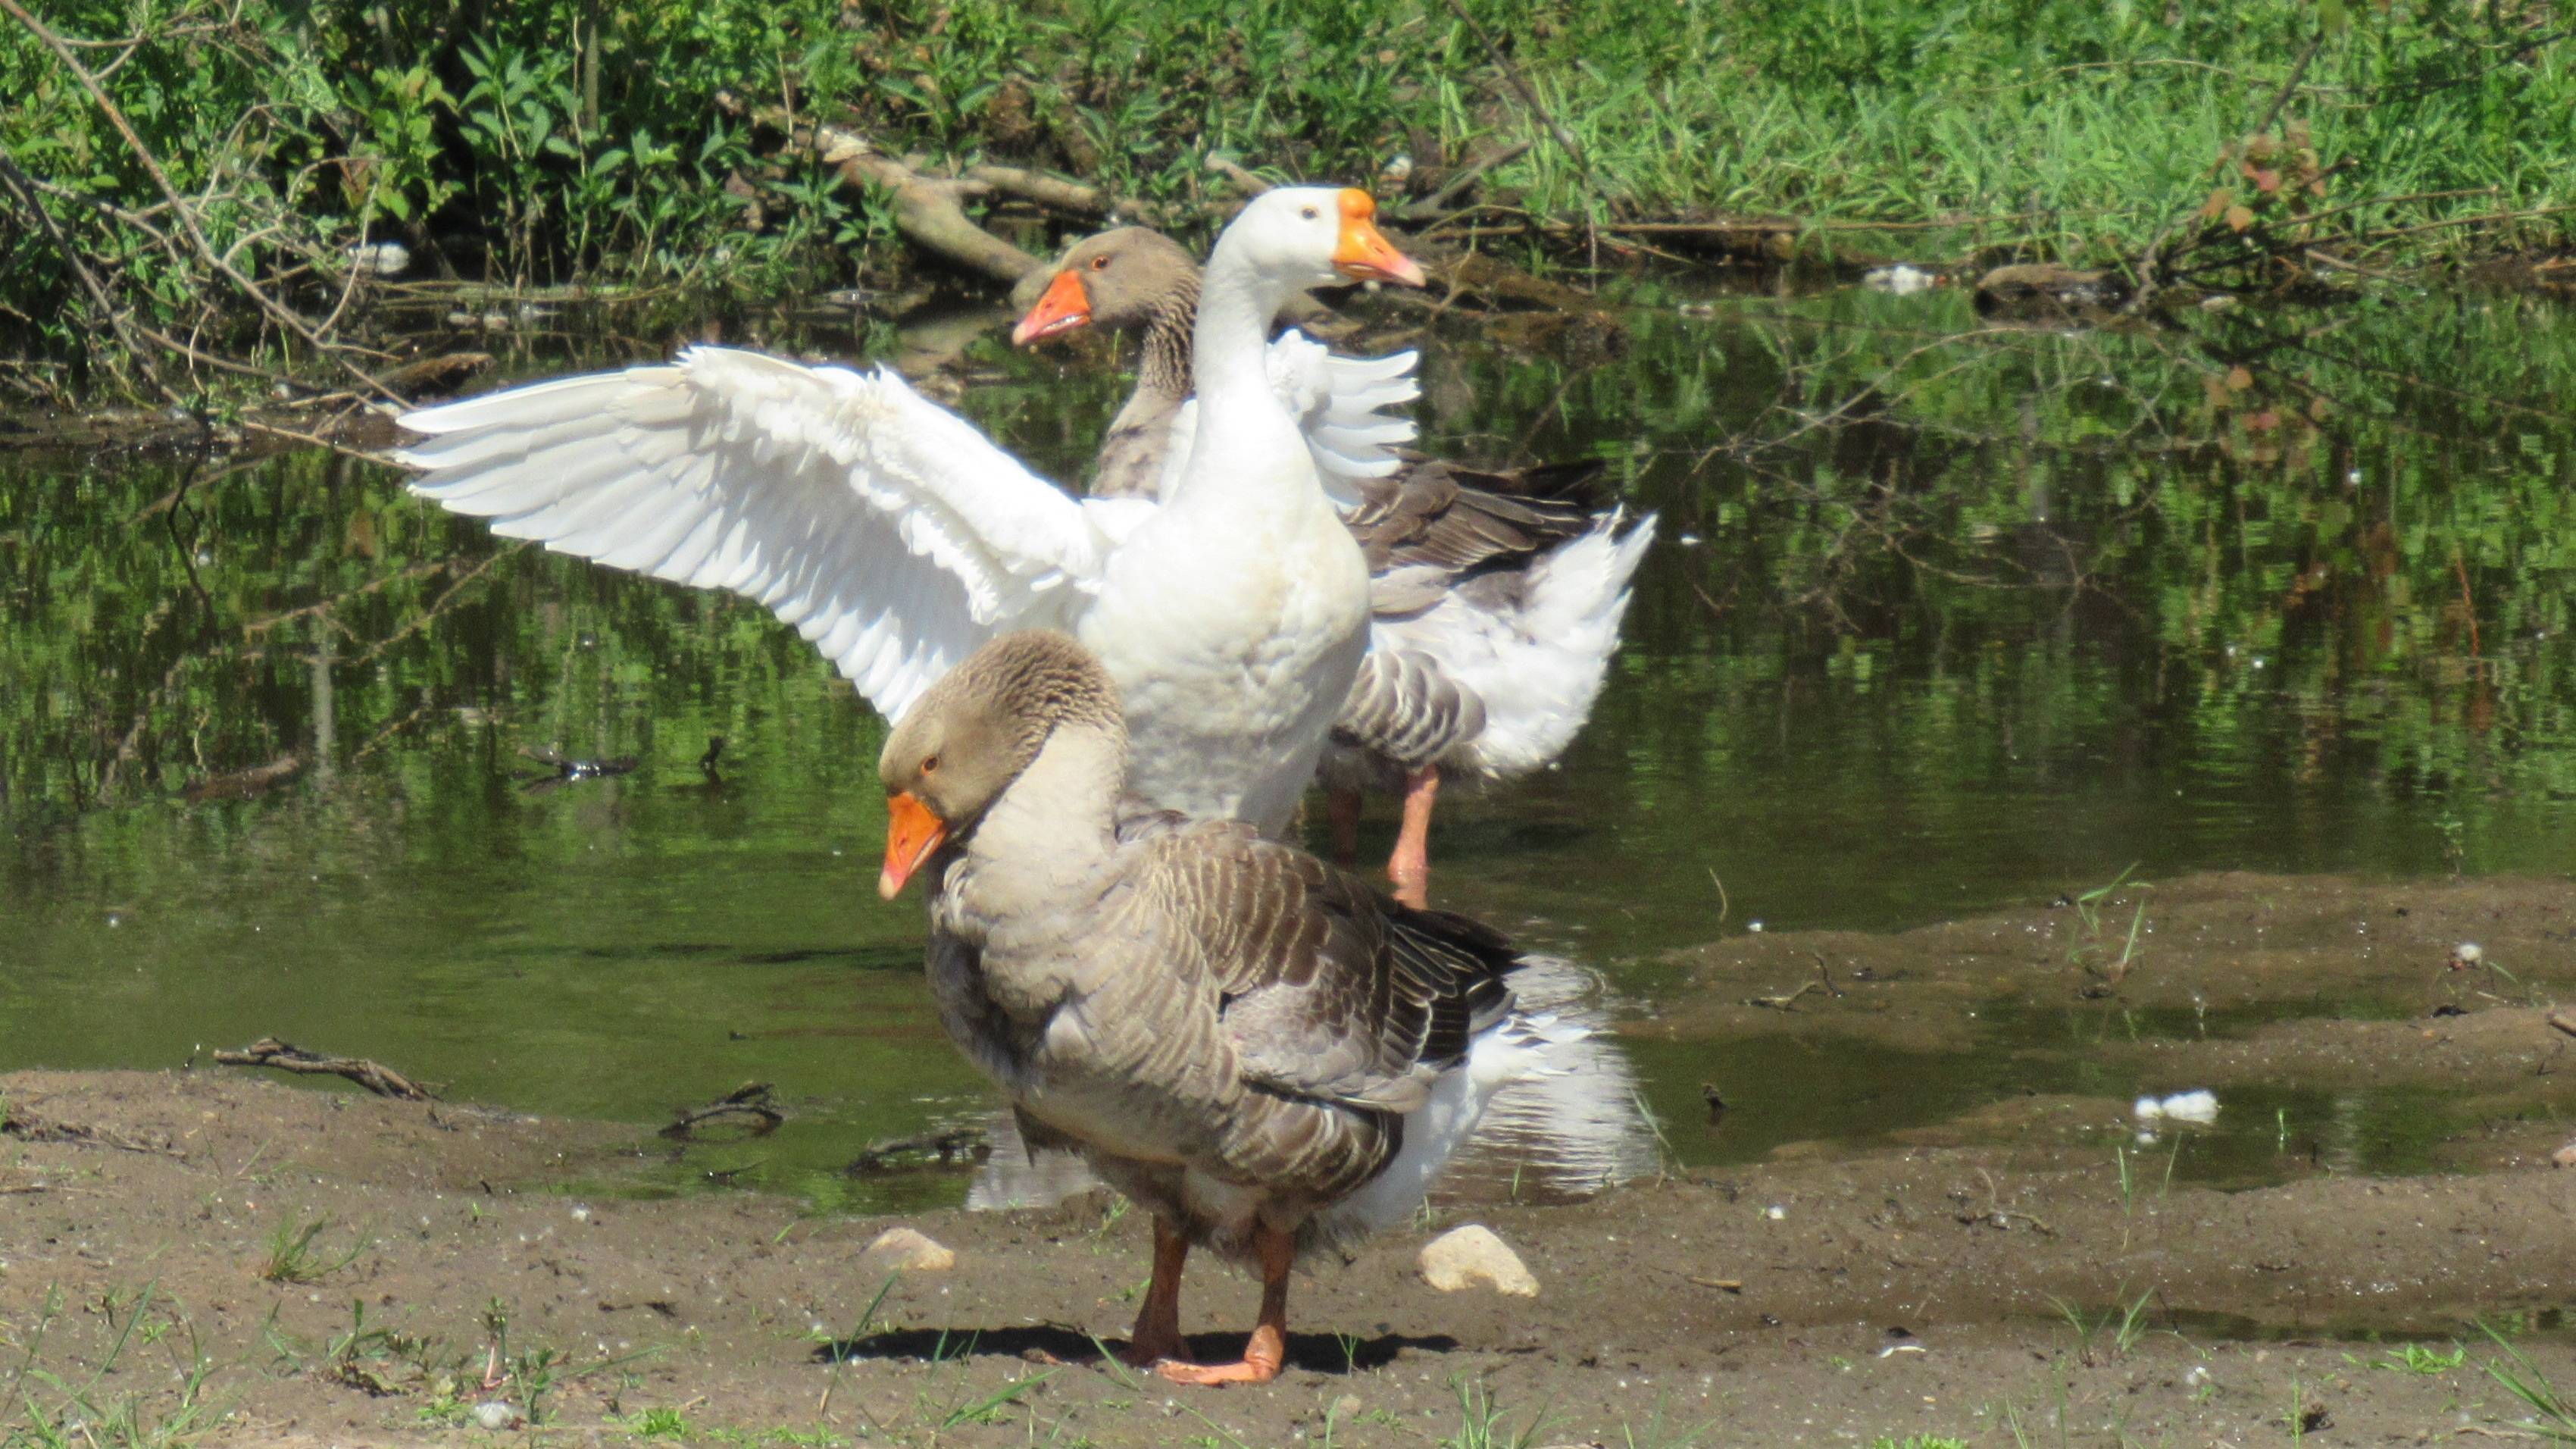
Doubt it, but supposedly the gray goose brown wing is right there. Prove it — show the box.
[1139,823,1518,1116]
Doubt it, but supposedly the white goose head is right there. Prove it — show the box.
[1211,186,1427,294]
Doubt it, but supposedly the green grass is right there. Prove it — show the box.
[1443,1377,1554,1449]
[5,0,2571,400]
[1,1283,224,1449]
[2480,1322,2576,1441]
[255,1213,365,1285]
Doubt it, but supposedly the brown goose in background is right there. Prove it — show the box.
[1014,228,1655,907]
[876,630,1549,1385]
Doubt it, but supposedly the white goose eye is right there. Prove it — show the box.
[1299,207,1318,221]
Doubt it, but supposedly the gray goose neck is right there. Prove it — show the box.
[1134,283,1197,404]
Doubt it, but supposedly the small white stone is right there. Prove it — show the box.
[470,1400,519,1430]
[863,1226,955,1272]
[2551,1139,2576,1169]
[1763,1204,1786,1220]
[1418,1225,1538,1297]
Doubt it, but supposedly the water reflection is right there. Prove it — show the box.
[6,283,2576,1208]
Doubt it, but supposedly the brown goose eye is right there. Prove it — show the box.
[1090,255,1110,271]
[921,755,939,775]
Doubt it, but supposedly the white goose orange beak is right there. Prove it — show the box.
[1331,189,1426,287]
[1011,269,1093,346]
[878,790,949,899]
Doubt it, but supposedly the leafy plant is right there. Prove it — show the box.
[258,1214,365,1285]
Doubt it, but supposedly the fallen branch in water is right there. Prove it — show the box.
[211,1037,437,1100]
[661,1081,783,1140]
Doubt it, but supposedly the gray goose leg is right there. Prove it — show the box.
[1121,1217,1190,1368]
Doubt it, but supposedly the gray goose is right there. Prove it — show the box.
[1014,228,1655,906]
[876,629,1540,1385]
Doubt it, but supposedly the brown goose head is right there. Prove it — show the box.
[1010,227,1200,346]
[875,631,1125,898]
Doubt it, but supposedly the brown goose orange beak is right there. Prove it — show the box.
[1331,189,1426,287]
[1011,269,1093,346]
[878,790,949,899]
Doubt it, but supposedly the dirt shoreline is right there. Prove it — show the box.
[10,872,2576,1444]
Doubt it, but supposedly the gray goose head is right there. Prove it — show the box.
[1011,227,1200,346]
[875,630,1124,899]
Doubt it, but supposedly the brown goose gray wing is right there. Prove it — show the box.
[1140,824,1517,1113]
[1335,648,1487,769]
[1349,458,1609,603]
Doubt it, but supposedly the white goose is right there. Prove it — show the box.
[395,188,1426,833]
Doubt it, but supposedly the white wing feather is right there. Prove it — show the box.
[1154,330,1419,505]
[396,346,1133,723]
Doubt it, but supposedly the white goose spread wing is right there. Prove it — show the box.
[1154,330,1419,504]
[397,346,1143,723]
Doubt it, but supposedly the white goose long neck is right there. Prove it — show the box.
[1172,239,1308,507]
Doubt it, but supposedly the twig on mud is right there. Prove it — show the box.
[660,1081,784,1141]
[0,1110,181,1156]
[212,1037,439,1100]
[1747,958,1837,1011]
[2546,1012,2576,1040]
[241,418,399,465]
[1960,1168,2057,1235]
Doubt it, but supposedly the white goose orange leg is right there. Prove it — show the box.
[1156,1224,1293,1386]
[1385,765,1439,909]
[1120,1218,1190,1369]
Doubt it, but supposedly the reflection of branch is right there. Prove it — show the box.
[94,652,195,804]
[350,549,517,665]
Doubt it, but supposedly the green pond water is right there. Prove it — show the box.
[5,280,2573,1212]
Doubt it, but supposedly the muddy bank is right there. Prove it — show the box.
[5,1066,2574,1446]
[1650,870,2576,1048]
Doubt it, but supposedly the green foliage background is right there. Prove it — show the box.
[4,0,2572,394]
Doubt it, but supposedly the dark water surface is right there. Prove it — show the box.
[6,280,2573,1209]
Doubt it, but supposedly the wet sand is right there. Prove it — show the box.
[6,872,2575,1446]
